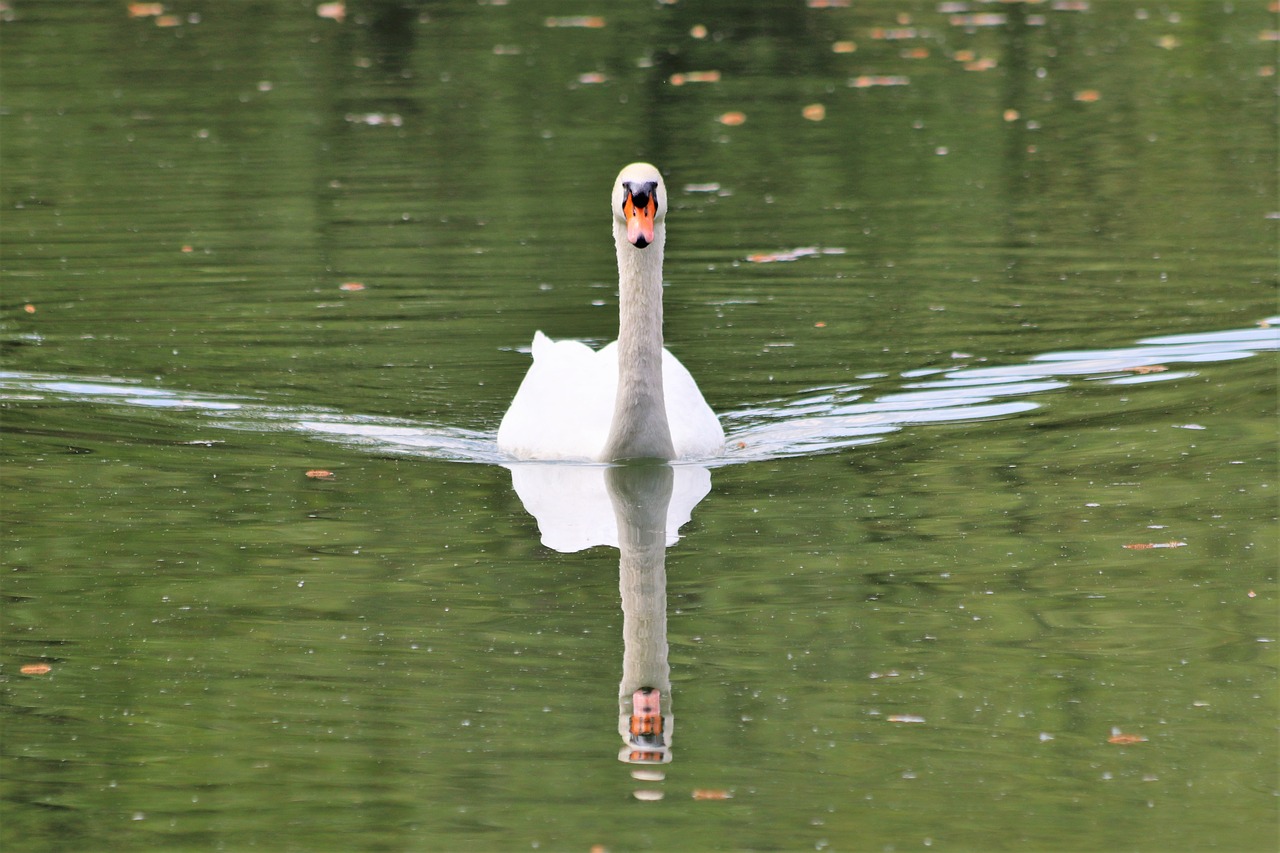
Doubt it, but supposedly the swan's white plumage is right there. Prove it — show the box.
[497,163,724,462]
[498,331,723,461]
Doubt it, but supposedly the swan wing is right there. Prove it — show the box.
[662,349,725,459]
[497,332,617,461]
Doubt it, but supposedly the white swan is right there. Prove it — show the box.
[498,163,724,462]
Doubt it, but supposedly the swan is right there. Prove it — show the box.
[498,162,724,462]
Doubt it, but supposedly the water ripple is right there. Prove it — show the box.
[2,318,1276,466]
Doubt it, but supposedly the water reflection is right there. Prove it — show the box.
[505,462,709,552]
[607,464,677,789]
[504,462,696,797]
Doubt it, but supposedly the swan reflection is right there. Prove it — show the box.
[506,461,704,794]
[607,464,675,769]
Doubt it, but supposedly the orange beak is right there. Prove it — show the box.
[623,191,657,248]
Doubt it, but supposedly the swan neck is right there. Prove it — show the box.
[603,223,674,461]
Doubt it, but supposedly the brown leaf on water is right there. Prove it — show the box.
[692,789,733,800]
[868,27,917,40]
[747,246,828,263]
[316,2,345,22]
[1123,541,1187,550]
[20,663,52,675]
[1108,731,1148,745]
[717,111,746,126]
[544,16,605,28]
[849,75,910,88]
[305,469,336,480]
[950,13,1007,28]
[672,70,722,86]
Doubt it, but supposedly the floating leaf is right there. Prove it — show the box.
[870,27,918,40]
[544,16,605,28]
[849,75,910,88]
[1108,730,1148,745]
[128,3,165,17]
[950,13,1006,27]
[692,789,734,800]
[747,246,845,264]
[671,70,721,86]
[316,1,345,22]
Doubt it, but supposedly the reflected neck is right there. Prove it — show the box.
[602,223,675,461]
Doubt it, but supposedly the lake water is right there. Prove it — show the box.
[2,2,1277,851]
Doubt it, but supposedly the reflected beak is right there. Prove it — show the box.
[623,191,657,248]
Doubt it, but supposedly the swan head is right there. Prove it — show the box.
[613,162,666,250]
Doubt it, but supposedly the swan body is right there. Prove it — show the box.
[498,163,724,462]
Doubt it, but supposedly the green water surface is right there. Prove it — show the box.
[2,2,1277,851]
